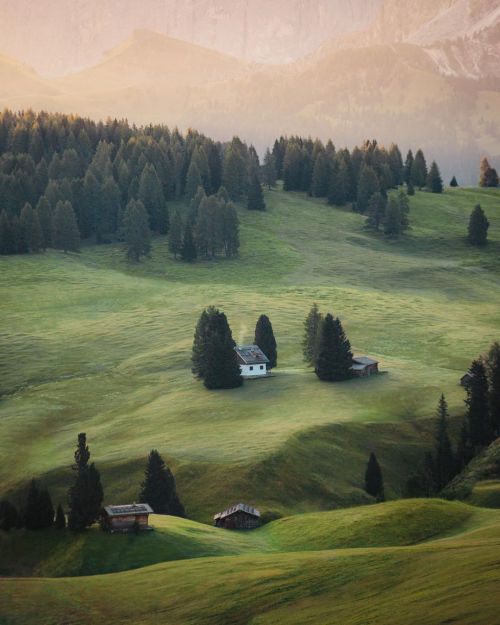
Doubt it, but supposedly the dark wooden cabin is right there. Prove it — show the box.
[351,356,379,377]
[460,372,475,388]
[213,503,261,529]
[101,503,153,533]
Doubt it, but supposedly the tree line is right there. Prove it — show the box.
[0,111,266,260]
[0,433,184,532]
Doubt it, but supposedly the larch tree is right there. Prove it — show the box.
[468,204,489,246]
[364,452,385,502]
[254,315,277,369]
[315,314,353,382]
[302,303,323,366]
[139,450,185,517]
[52,200,80,252]
[123,199,151,262]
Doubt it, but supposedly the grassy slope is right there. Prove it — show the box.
[0,187,499,520]
[1,501,500,625]
[0,499,495,577]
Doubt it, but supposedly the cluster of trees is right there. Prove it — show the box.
[479,157,499,188]
[0,110,263,259]
[168,187,240,262]
[407,342,500,497]
[302,304,353,382]
[192,308,277,390]
[0,434,184,532]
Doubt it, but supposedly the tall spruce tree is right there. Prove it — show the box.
[123,199,151,261]
[315,314,353,382]
[411,149,428,188]
[67,433,104,531]
[433,395,454,491]
[52,200,80,252]
[185,160,203,202]
[383,196,402,238]
[180,223,197,262]
[364,452,385,502]
[247,172,266,211]
[23,480,54,530]
[254,315,277,369]
[468,204,489,246]
[356,164,379,213]
[0,500,20,532]
[302,303,323,366]
[168,210,183,259]
[488,342,500,438]
[55,504,66,530]
[403,150,414,184]
[36,196,52,249]
[139,163,168,234]
[365,192,386,231]
[465,359,491,450]
[311,151,329,198]
[139,450,185,517]
[426,161,443,193]
[263,149,277,190]
[192,307,214,378]
[450,176,458,187]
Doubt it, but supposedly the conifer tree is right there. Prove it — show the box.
[479,157,499,188]
[180,224,197,262]
[139,450,185,517]
[254,315,277,369]
[411,149,428,188]
[302,303,323,366]
[123,199,151,262]
[185,160,203,202]
[364,452,385,502]
[0,500,19,532]
[192,307,214,378]
[397,189,410,231]
[247,172,266,211]
[468,204,489,246]
[383,197,402,238]
[356,164,379,213]
[55,504,66,530]
[426,161,443,193]
[222,142,247,201]
[315,314,353,382]
[388,144,404,186]
[263,149,277,190]
[168,210,183,259]
[433,395,454,491]
[450,176,458,187]
[52,200,80,252]
[23,480,54,530]
[365,192,386,231]
[465,359,491,450]
[68,433,103,531]
[488,342,500,438]
[96,177,120,243]
[282,143,303,192]
[20,203,43,252]
[189,185,207,225]
[36,196,52,249]
[0,210,13,254]
[403,150,414,184]
[406,180,415,196]
[311,151,329,197]
[139,163,168,234]
[327,160,347,206]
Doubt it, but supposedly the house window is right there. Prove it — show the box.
[260,365,264,370]
[249,366,254,371]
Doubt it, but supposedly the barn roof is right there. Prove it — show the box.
[352,356,378,370]
[103,503,153,517]
[234,345,269,365]
[213,503,261,521]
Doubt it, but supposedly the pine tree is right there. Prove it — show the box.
[123,199,151,262]
[52,200,80,252]
[185,160,203,202]
[468,204,489,246]
[36,196,52,249]
[20,203,43,252]
[247,172,266,211]
[406,180,415,196]
[68,433,104,531]
[0,500,20,531]
[23,480,54,530]
[188,185,206,225]
[479,157,499,188]
[263,149,277,190]
[192,307,214,378]
[327,160,347,206]
[311,151,329,198]
[465,359,491,450]
[282,143,303,192]
[411,149,428,188]
[433,395,454,491]
[365,192,386,231]
[139,164,168,234]
[180,224,197,262]
[96,177,120,243]
[488,342,500,438]
[315,314,353,382]
[450,176,458,187]
[168,210,183,259]
[302,303,323,366]
[55,504,66,529]
[139,450,185,516]
[254,315,277,369]
[356,165,379,213]
[222,142,247,201]
[397,189,410,231]
[403,150,414,184]
[426,161,443,193]
[38,487,55,528]
[383,196,402,238]
[0,210,13,254]
[364,452,385,502]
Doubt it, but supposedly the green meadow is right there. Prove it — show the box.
[0,186,499,520]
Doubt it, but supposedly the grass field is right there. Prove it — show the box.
[1,500,500,624]
[1,186,499,519]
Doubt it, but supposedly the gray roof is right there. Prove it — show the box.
[104,504,153,517]
[213,503,261,521]
[352,356,378,369]
[234,345,269,365]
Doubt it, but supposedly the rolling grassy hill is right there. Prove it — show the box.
[0,186,499,521]
[1,500,500,624]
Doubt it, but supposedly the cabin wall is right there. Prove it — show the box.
[240,363,267,378]
[104,514,149,531]
[219,511,260,529]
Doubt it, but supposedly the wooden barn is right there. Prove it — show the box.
[213,503,261,529]
[101,503,154,533]
[460,372,475,387]
[351,356,379,377]
[234,345,270,378]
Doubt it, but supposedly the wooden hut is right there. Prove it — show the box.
[351,356,379,377]
[213,503,261,529]
[101,503,154,533]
